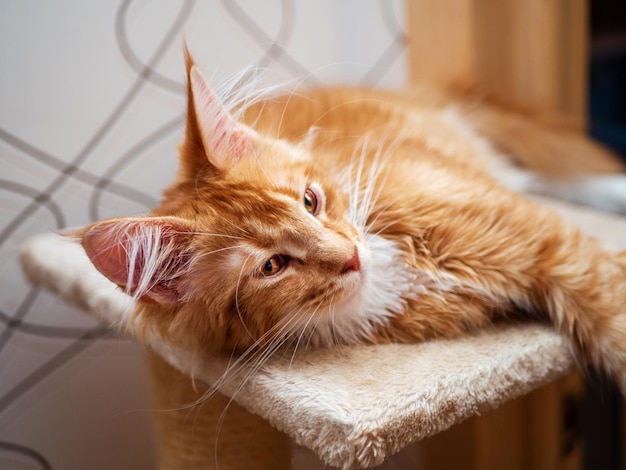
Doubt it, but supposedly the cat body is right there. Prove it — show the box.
[79,55,626,390]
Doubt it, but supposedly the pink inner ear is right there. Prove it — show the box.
[82,218,194,304]
[190,66,258,171]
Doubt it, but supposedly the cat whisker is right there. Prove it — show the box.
[209,327,300,427]
[216,213,251,236]
[208,310,306,394]
[367,215,401,239]
[364,197,404,237]
[208,328,300,468]
[347,138,369,230]
[309,97,387,131]
[192,245,246,261]
[234,252,256,341]
[348,136,380,230]
[186,231,246,240]
[223,306,314,384]
[353,138,368,194]
[208,315,301,469]
[275,87,310,138]
[256,158,277,187]
[353,136,397,232]
[290,304,323,367]
[305,305,330,351]
[361,144,392,218]
[272,67,356,136]
[216,66,297,121]
[327,295,346,352]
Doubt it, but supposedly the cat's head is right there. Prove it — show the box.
[77,56,377,352]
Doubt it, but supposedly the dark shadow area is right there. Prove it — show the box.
[584,2,626,469]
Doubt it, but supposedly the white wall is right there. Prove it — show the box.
[0,1,406,468]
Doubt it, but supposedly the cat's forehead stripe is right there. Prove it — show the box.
[195,182,291,218]
[268,187,301,205]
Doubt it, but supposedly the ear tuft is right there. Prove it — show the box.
[189,66,259,172]
[81,217,195,304]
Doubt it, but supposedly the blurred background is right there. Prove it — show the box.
[1,1,625,469]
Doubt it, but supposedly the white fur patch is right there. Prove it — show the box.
[524,174,626,214]
[301,234,482,347]
[298,235,414,347]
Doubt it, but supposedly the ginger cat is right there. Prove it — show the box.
[77,53,626,390]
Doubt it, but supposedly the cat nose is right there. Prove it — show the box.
[341,246,361,273]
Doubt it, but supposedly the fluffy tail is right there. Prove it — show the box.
[458,91,625,177]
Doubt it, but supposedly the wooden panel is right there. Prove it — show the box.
[414,374,583,470]
[472,399,527,470]
[407,0,588,126]
[409,418,479,470]
[406,1,475,89]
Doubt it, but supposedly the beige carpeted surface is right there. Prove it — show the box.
[19,197,626,469]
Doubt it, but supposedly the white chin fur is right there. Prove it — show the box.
[302,235,414,347]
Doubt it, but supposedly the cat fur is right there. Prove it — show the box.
[77,53,626,392]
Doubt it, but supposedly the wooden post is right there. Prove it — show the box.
[407,0,589,127]
[147,353,291,470]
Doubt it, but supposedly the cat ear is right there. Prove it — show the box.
[79,217,195,304]
[188,65,259,172]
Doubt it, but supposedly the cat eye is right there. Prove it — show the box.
[261,255,290,277]
[304,187,320,216]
